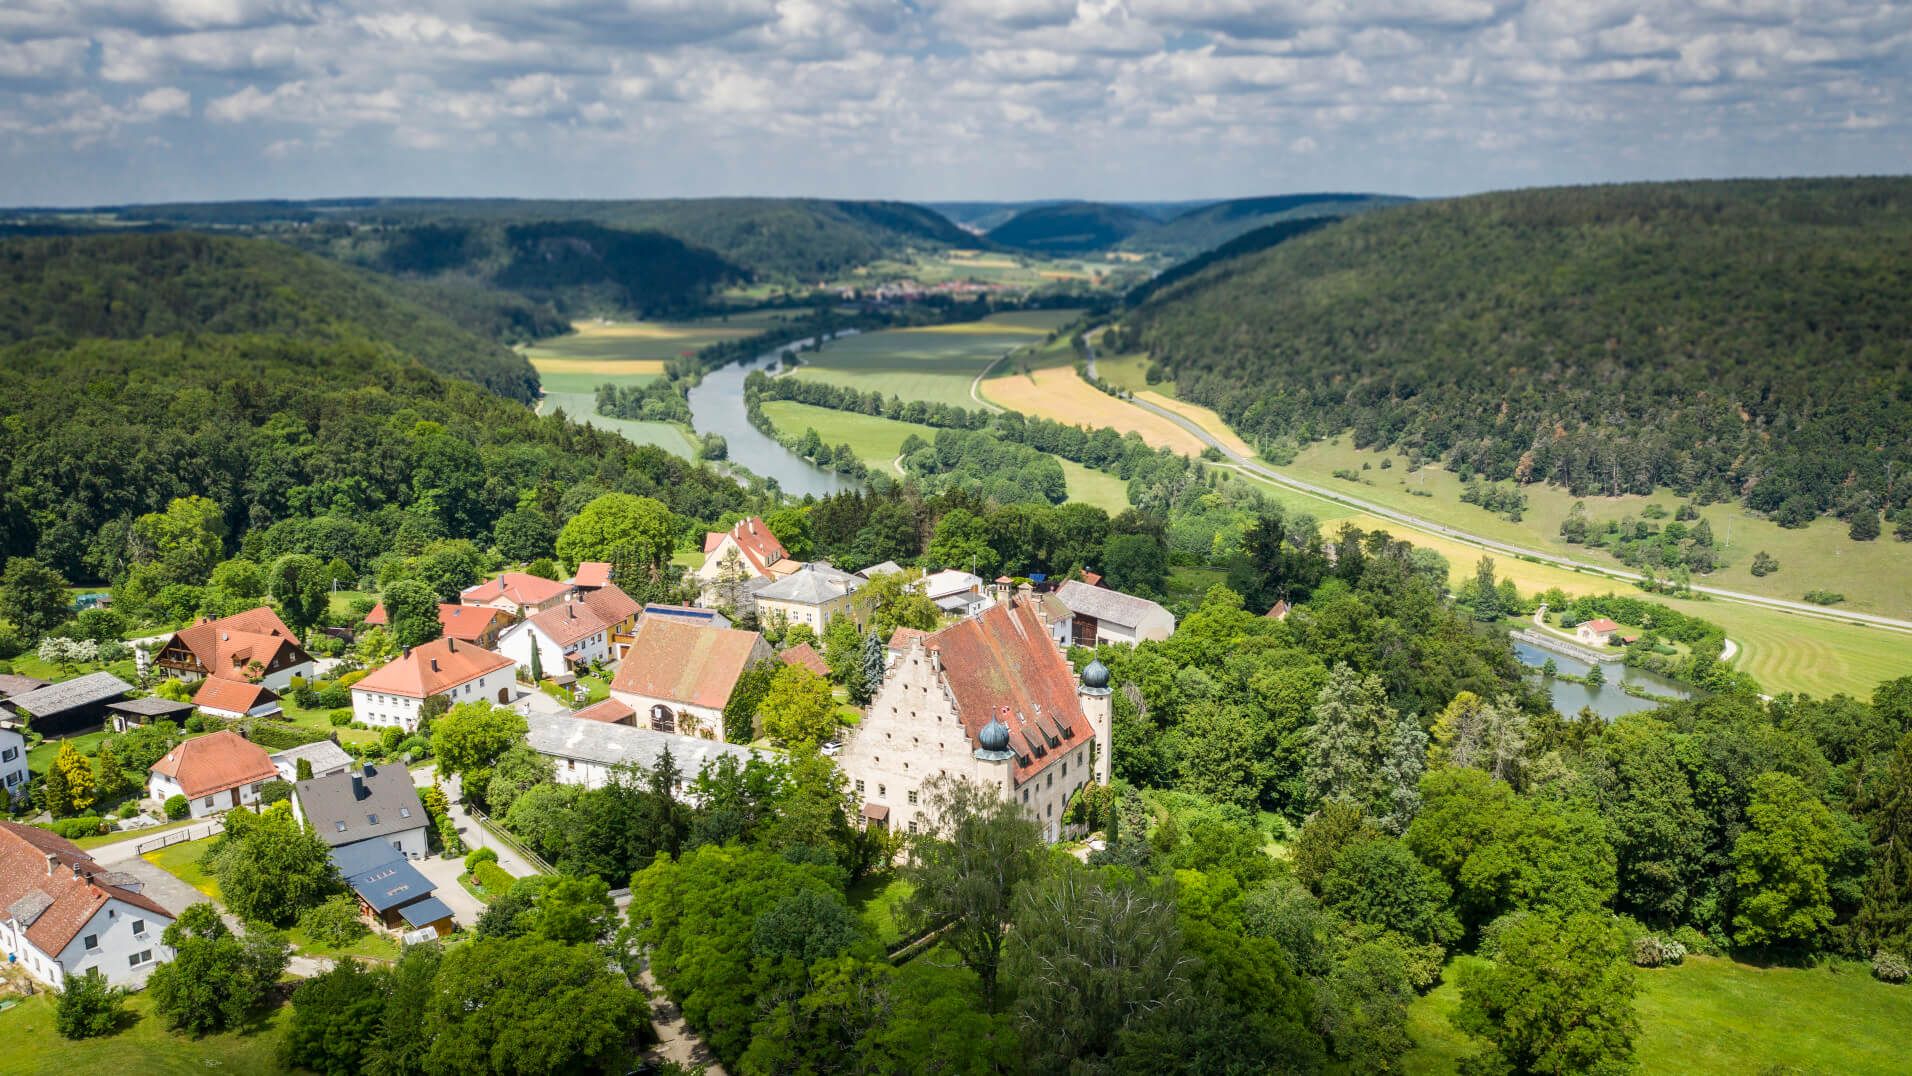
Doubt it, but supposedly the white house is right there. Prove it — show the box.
[609,619,772,739]
[497,600,614,678]
[190,676,283,720]
[696,516,794,605]
[837,596,1112,843]
[1,821,176,989]
[753,562,865,633]
[1576,618,1623,647]
[918,569,991,617]
[0,724,27,804]
[148,729,280,819]
[270,740,355,783]
[459,572,573,618]
[524,712,762,797]
[350,637,516,733]
[1053,579,1176,647]
[294,763,431,862]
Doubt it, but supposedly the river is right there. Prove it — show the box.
[1511,640,1693,720]
[685,334,860,499]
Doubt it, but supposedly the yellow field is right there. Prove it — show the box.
[983,366,1210,455]
[911,321,1052,336]
[563,320,757,342]
[525,357,667,377]
[1139,391,1257,458]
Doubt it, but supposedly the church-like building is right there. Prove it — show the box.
[835,595,1112,843]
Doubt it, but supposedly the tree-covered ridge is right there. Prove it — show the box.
[0,234,541,403]
[985,201,1160,254]
[1122,178,1912,528]
[1117,192,1406,258]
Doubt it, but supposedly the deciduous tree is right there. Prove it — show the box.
[1454,911,1639,1075]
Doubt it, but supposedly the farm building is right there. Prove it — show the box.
[2,671,133,735]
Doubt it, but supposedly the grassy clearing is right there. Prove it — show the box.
[0,990,290,1076]
[1405,955,1912,1075]
[535,388,698,460]
[789,313,1072,410]
[1093,350,1162,395]
[848,872,914,948]
[143,836,221,900]
[25,730,112,777]
[983,366,1210,455]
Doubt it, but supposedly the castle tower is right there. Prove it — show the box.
[1078,658,1113,785]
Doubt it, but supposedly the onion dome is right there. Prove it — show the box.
[1081,659,1111,690]
[979,715,1011,752]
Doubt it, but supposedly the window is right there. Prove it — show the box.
[400,808,412,819]
[202,796,215,807]
[1,747,15,762]
[367,814,379,825]
[132,920,146,937]
[854,780,865,796]
[877,784,886,798]
[83,934,99,950]
[907,790,918,806]
[129,950,153,967]
[335,821,347,832]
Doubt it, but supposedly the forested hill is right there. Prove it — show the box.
[0,233,541,403]
[1121,178,1912,527]
[1117,192,1406,258]
[985,202,1161,254]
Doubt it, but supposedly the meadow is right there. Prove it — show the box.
[0,991,291,1076]
[1404,955,1912,1075]
[787,309,1077,410]
[983,365,1210,456]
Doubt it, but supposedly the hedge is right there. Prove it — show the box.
[472,860,515,895]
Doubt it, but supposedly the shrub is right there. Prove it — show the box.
[164,794,190,820]
[437,814,466,857]
[473,859,514,895]
[465,846,499,872]
[1631,934,1686,968]
[47,816,106,839]
[328,708,353,727]
[1803,590,1846,606]
[55,969,128,1039]
[116,801,139,819]
[257,779,293,807]
[1873,950,1909,985]
[298,896,370,949]
[1671,925,1719,956]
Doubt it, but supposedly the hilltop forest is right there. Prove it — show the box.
[1118,179,1912,529]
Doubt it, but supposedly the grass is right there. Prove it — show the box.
[6,655,139,688]
[73,816,200,850]
[982,365,1210,455]
[25,730,112,777]
[0,990,291,1076]
[847,872,914,948]
[1165,566,1228,607]
[1404,955,1912,1075]
[142,836,221,900]
[535,389,698,460]
[282,923,399,962]
[788,311,1074,410]
[1093,349,1163,395]
[277,702,380,746]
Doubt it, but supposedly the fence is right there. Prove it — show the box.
[465,804,555,875]
[134,819,223,856]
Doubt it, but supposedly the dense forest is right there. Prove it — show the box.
[1120,179,1912,528]
[1116,192,1405,258]
[985,202,1162,254]
[0,234,541,402]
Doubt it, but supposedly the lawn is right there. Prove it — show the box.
[535,389,699,460]
[73,816,200,850]
[283,922,400,963]
[277,702,380,746]
[1092,349,1162,395]
[143,836,221,901]
[25,730,112,777]
[847,872,914,948]
[788,311,1075,410]
[0,990,291,1076]
[1405,955,1912,1075]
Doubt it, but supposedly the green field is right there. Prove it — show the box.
[788,310,1077,410]
[1405,955,1912,1075]
[848,872,914,948]
[143,836,221,900]
[1094,349,1170,396]
[759,400,1130,513]
[0,991,290,1076]
[534,389,698,459]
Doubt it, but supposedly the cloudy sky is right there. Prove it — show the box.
[1,0,1906,206]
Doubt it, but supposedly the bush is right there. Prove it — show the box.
[55,969,127,1039]
[298,896,370,949]
[116,801,139,819]
[257,779,293,807]
[164,794,190,820]
[1803,590,1846,606]
[1671,925,1720,957]
[1631,934,1686,968]
[47,816,106,839]
[437,814,466,857]
[465,846,499,872]
[473,859,514,895]
[1873,950,1909,985]
[328,708,353,727]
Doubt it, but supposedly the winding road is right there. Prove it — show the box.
[1082,339,1912,637]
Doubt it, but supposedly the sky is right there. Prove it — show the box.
[1,0,1906,206]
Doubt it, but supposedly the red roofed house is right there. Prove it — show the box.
[778,642,831,678]
[152,606,316,691]
[568,561,614,590]
[570,698,637,726]
[497,598,616,677]
[1576,618,1624,648]
[837,595,1112,843]
[1,821,176,988]
[695,516,792,604]
[610,619,772,740]
[459,572,573,618]
[365,602,513,650]
[147,729,279,819]
[351,637,517,733]
[191,676,283,720]
[578,584,643,660]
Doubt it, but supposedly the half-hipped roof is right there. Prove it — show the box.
[703,516,789,575]
[460,572,571,608]
[352,637,514,699]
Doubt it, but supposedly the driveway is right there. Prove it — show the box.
[409,768,541,879]
[109,857,218,920]
[412,853,484,927]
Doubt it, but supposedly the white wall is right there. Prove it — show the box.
[259,660,317,692]
[607,691,725,740]
[147,770,266,819]
[0,728,26,802]
[500,623,609,679]
[353,666,514,732]
[51,900,175,989]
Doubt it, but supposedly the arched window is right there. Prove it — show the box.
[650,705,676,733]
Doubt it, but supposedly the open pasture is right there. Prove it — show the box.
[788,311,1073,410]
[982,365,1210,455]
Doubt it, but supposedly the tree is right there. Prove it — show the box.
[858,629,886,699]
[1305,663,1420,831]
[1733,771,1850,949]
[484,744,556,818]
[296,756,314,781]
[131,495,225,586]
[1850,509,1881,541]
[1454,911,1639,1075]
[280,959,388,1076]
[556,493,676,579]
[214,805,341,926]
[1750,550,1779,577]
[709,546,752,613]
[48,742,96,816]
[381,579,442,649]
[56,968,128,1040]
[858,568,940,638]
[492,507,556,563]
[1100,532,1168,596]
[431,701,528,784]
[1852,731,1912,956]
[757,664,838,747]
[1586,661,1606,688]
[363,942,441,1076]
[148,904,290,1035]
[269,553,329,637]
[722,658,779,744]
[1430,692,1531,786]
[764,507,816,561]
[95,747,129,800]
[423,936,646,1074]
[926,508,995,576]
[1319,836,1460,947]
[901,775,1047,1010]
[0,556,71,638]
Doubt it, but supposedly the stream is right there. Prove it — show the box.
[685,334,861,499]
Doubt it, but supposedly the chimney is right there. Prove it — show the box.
[429,658,440,672]
[447,638,456,652]
[363,762,375,778]
[351,771,365,799]
[46,852,58,876]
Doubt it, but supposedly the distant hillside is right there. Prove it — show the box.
[0,233,540,402]
[985,202,1161,255]
[1119,193,1406,258]
[1121,179,1912,527]
[1123,215,1345,307]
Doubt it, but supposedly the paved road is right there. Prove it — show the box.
[90,819,225,866]
[1082,338,1912,637]
[409,768,541,879]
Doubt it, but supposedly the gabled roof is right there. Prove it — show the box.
[1265,600,1291,620]
[460,572,571,608]
[918,597,1088,782]
[525,712,760,773]
[1055,579,1170,630]
[331,838,436,913]
[519,600,615,648]
[352,637,514,699]
[367,603,515,642]
[571,698,636,724]
[270,740,353,775]
[5,671,132,718]
[150,729,277,799]
[166,607,308,679]
[641,603,729,629]
[703,517,789,575]
[105,695,196,718]
[886,627,928,652]
[578,584,640,627]
[0,821,172,956]
[0,673,51,699]
[755,562,862,606]
[778,643,830,678]
[296,764,428,848]
[569,562,613,588]
[611,619,764,710]
[1582,618,1623,633]
[920,569,984,601]
[858,561,904,578]
[191,677,279,714]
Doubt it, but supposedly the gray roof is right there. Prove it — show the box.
[106,696,196,717]
[0,674,51,699]
[525,712,761,776]
[8,889,54,927]
[6,671,132,717]
[858,561,904,578]
[1055,580,1171,630]
[271,740,354,773]
[332,838,436,912]
[754,562,863,606]
[295,764,428,848]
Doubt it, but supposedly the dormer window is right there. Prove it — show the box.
[335,821,347,832]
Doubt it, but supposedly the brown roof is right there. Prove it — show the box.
[1265,600,1291,620]
[167,606,308,680]
[703,517,789,575]
[922,596,1087,781]
[363,603,388,626]
[570,562,613,588]
[0,821,171,956]
[612,619,764,710]
[352,637,514,699]
[191,677,279,715]
[779,643,830,678]
[150,729,277,799]
[1583,618,1622,633]
[886,627,928,652]
[363,603,510,642]
[524,600,615,648]
[578,584,640,628]
[460,573,570,608]
[571,698,636,724]
[0,673,51,699]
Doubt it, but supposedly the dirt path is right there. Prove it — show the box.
[640,968,727,1073]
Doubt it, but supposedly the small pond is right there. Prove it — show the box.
[1512,640,1694,720]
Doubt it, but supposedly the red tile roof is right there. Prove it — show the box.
[571,698,636,724]
[612,619,765,710]
[1582,618,1623,633]
[886,627,928,652]
[167,606,308,681]
[0,821,171,956]
[921,596,1087,782]
[578,584,640,628]
[570,562,613,588]
[779,643,830,678]
[1265,600,1291,620]
[363,603,388,626]
[703,517,789,575]
[191,677,279,715]
[460,573,571,608]
[363,603,511,642]
[150,729,277,800]
[524,600,613,648]
[353,637,515,699]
